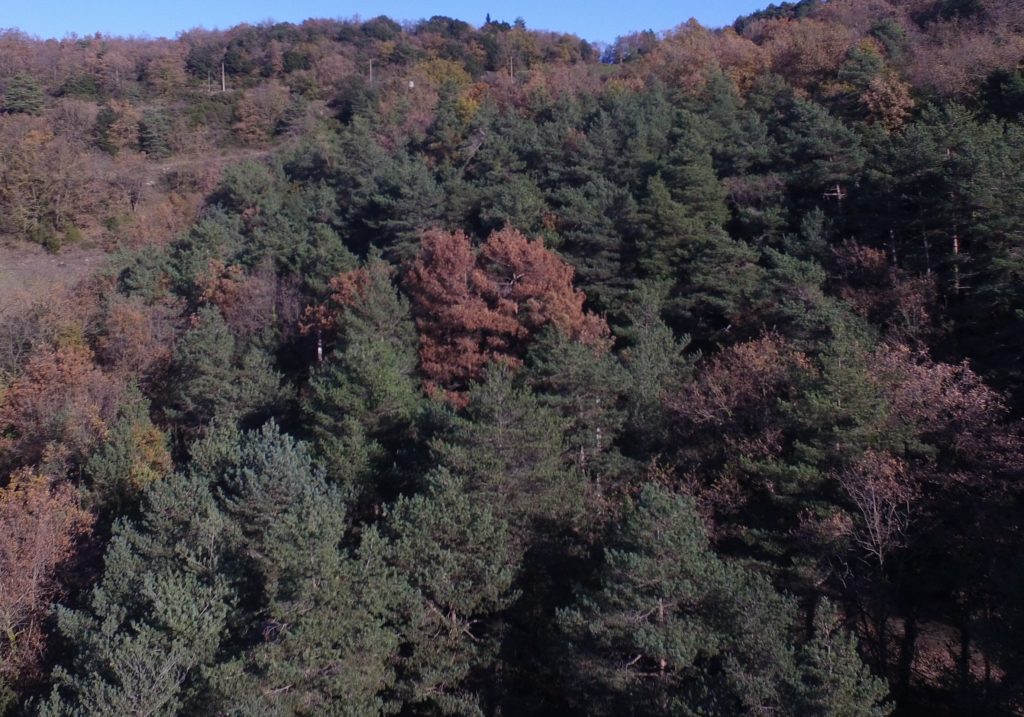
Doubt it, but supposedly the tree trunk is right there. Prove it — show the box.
[896,605,918,706]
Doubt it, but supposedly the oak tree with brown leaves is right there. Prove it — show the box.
[0,473,91,693]
[0,344,123,475]
[404,227,609,402]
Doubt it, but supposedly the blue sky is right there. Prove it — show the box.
[3,1,770,44]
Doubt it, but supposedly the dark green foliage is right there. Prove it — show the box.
[547,176,636,311]
[432,366,584,544]
[793,604,891,717]
[93,104,120,155]
[838,46,885,94]
[353,152,445,262]
[40,464,232,715]
[44,423,400,716]
[214,159,287,226]
[775,97,866,203]
[83,385,169,519]
[870,19,909,64]
[556,484,875,716]
[304,254,421,498]
[669,230,765,343]
[57,73,100,100]
[166,306,283,431]
[3,73,43,114]
[983,68,1024,120]
[867,103,1024,400]
[139,109,172,159]
[525,327,628,477]
[372,471,520,714]
[616,283,694,454]
[476,173,546,236]
[362,16,402,41]
[207,423,399,715]
[556,486,891,716]
[167,306,240,425]
[168,208,247,294]
[635,174,699,280]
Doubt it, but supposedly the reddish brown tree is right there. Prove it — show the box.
[197,259,279,341]
[232,80,291,145]
[867,344,1020,481]
[0,472,92,689]
[95,295,183,385]
[0,344,123,474]
[830,240,935,346]
[666,334,812,520]
[404,227,609,402]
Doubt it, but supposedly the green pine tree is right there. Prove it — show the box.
[371,470,520,715]
[166,306,283,432]
[304,253,421,500]
[557,484,799,716]
[792,602,892,717]
[139,108,172,159]
[431,365,584,545]
[4,73,43,115]
[40,466,232,715]
[208,423,399,715]
[84,385,170,519]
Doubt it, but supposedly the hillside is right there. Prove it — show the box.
[2,1,1024,715]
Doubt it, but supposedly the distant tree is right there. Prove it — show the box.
[144,49,188,94]
[836,43,885,95]
[94,101,141,156]
[635,115,731,286]
[3,73,43,115]
[860,72,915,131]
[636,174,699,281]
[232,80,291,145]
[139,108,172,159]
[869,19,908,64]
[0,115,97,241]
[352,151,446,263]
[982,67,1024,119]
[547,176,636,312]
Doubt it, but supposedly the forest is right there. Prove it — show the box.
[0,0,1023,714]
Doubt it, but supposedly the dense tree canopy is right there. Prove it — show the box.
[1,1,1024,715]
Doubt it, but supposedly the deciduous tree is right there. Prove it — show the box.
[0,473,91,699]
[405,227,609,401]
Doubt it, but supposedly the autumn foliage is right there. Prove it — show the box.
[2,4,1024,714]
[0,472,92,688]
[404,227,610,401]
[0,344,123,473]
